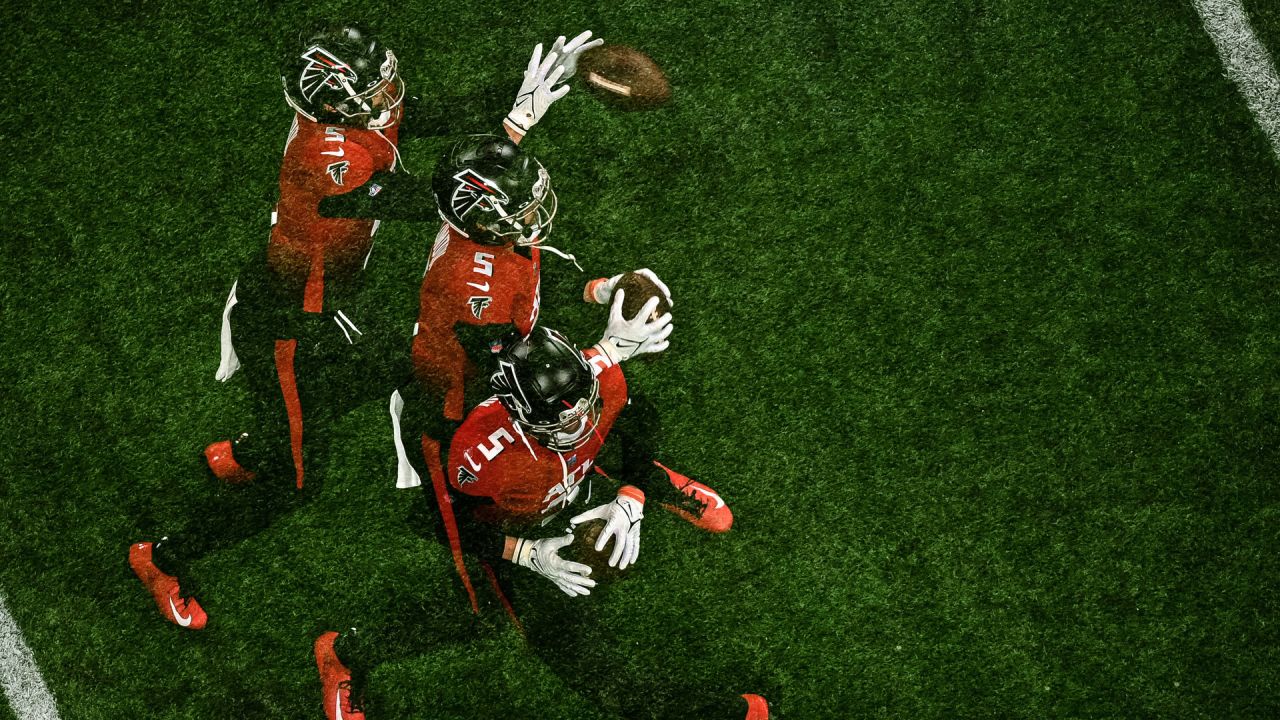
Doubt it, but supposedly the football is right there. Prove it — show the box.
[617,271,673,322]
[562,519,627,582]
[578,44,672,110]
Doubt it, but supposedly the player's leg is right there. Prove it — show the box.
[688,693,777,719]
[132,279,344,628]
[127,540,208,630]
[610,392,734,533]
[315,577,503,719]
[128,457,312,630]
[204,258,297,481]
[210,268,374,488]
[131,260,296,628]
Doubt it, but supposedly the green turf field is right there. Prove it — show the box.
[3,0,1279,718]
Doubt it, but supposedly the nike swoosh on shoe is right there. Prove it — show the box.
[168,596,193,627]
[691,485,726,509]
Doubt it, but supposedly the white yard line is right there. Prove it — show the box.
[1192,0,1280,159]
[0,593,61,720]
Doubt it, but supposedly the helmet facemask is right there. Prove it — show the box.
[477,167,557,247]
[521,379,602,451]
[492,341,602,453]
[328,50,405,130]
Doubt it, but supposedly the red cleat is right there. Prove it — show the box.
[742,694,771,719]
[204,438,256,483]
[315,631,365,720]
[655,461,734,533]
[128,542,207,630]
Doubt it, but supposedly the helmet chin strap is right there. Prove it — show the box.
[374,128,404,172]
[537,243,582,272]
[336,75,404,172]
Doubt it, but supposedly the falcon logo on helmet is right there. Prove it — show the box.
[298,47,359,102]
[283,26,404,129]
[451,170,511,219]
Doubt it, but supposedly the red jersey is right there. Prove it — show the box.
[269,112,401,313]
[446,348,626,528]
[412,224,542,420]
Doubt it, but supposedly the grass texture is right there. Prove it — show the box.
[2,0,1279,717]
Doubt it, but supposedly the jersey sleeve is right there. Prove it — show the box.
[583,346,624,382]
[583,347,628,424]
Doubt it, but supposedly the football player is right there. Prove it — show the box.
[388,134,680,486]
[412,134,559,426]
[441,319,732,597]
[128,24,600,631]
[208,26,601,486]
[314,318,768,720]
[386,134,562,496]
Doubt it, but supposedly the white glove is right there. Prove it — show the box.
[548,30,604,80]
[595,289,674,363]
[504,44,570,138]
[583,268,674,308]
[511,534,596,597]
[570,487,645,570]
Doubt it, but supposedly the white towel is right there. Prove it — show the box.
[389,390,422,489]
[215,280,240,382]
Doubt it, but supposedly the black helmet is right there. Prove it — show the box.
[490,328,601,451]
[281,24,404,129]
[432,135,556,247]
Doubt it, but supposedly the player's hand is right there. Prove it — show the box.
[570,487,644,570]
[597,289,674,363]
[505,43,571,139]
[511,533,596,597]
[548,30,604,80]
[583,269,674,308]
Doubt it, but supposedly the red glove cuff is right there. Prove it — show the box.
[618,485,645,504]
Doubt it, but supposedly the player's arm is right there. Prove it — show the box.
[395,31,600,145]
[502,533,596,597]
[447,424,595,596]
[443,446,593,597]
[395,88,509,141]
[447,494,511,561]
[504,31,602,143]
[440,432,517,563]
